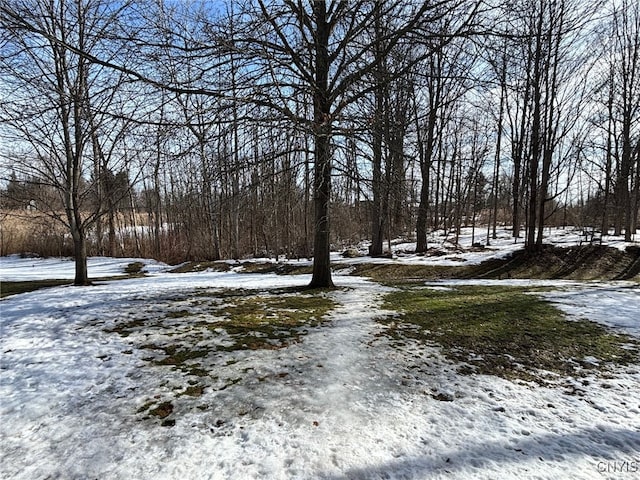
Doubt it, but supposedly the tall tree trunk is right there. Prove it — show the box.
[632,142,640,233]
[310,125,333,287]
[370,4,385,257]
[511,55,533,241]
[415,108,437,253]
[526,5,545,252]
[433,141,443,231]
[108,207,117,256]
[621,123,634,242]
[536,2,563,248]
[415,180,430,252]
[370,100,385,256]
[309,1,333,288]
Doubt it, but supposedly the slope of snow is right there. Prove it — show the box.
[329,226,639,265]
[1,263,639,480]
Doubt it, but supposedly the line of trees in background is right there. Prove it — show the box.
[0,0,639,286]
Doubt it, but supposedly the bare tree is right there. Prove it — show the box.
[0,0,134,284]
[497,0,599,250]
[609,0,640,240]
[368,6,416,256]
[226,0,480,286]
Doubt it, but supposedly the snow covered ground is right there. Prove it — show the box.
[1,229,639,480]
[244,226,639,268]
[0,255,169,281]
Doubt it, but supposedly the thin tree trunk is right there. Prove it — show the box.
[602,68,614,236]
[490,53,506,242]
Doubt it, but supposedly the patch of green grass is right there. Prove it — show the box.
[194,287,256,299]
[215,293,335,350]
[155,344,209,366]
[106,286,336,423]
[134,287,337,352]
[381,285,639,382]
[105,318,151,337]
[110,288,335,379]
[220,294,331,326]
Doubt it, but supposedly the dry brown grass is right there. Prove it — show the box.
[0,209,156,258]
[0,209,215,264]
[0,210,71,257]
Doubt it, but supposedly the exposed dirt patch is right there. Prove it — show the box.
[169,260,312,275]
[148,401,173,419]
[0,279,72,298]
[169,261,231,273]
[235,262,312,275]
[350,263,463,283]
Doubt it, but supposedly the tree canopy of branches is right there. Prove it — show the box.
[1,0,638,286]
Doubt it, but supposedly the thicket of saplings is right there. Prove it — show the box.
[0,193,596,264]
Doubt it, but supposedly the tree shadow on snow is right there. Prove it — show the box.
[319,426,640,479]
